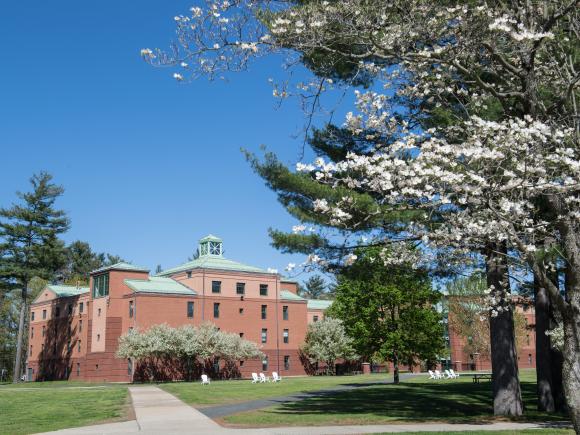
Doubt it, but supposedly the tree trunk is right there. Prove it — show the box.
[534,274,556,412]
[393,350,399,384]
[486,245,523,416]
[12,285,28,383]
[562,264,580,432]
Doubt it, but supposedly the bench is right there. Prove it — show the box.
[472,373,493,383]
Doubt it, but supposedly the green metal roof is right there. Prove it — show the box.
[281,278,299,284]
[157,255,272,276]
[199,234,222,243]
[124,276,196,295]
[47,285,89,298]
[307,299,333,310]
[280,290,306,301]
[91,262,149,275]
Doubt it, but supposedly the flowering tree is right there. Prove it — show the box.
[301,317,356,375]
[144,0,580,426]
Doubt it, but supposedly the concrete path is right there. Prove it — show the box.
[38,385,570,435]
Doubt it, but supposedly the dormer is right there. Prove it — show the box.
[199,234,223,257]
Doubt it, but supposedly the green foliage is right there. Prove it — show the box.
[300,275,328,299]
[327,247,444,367]
[301,317,356,374]
[61,241,124,285]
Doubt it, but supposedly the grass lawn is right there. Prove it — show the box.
[160,374,384,406]
[0,383,130,435]
[372,431,574,435]
[222,370,571,429]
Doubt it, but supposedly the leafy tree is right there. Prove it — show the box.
[301,317,356,375]
[61,241,124,285]
[0,172,69,382]
[301,275,327,299]
[328,248,444,383]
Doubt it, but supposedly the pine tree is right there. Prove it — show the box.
[0,172,69,382]
[301,275,327,299]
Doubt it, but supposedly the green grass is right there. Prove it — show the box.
[373,431,574,435]
[0,384,130,435]
[160,374,383,406]
[223,370,570,428]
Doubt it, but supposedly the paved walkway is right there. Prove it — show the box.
[39,385,570,435]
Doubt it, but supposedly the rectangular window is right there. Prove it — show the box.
[283,306,288,320]
[236,282,245,295]
[77,363,80,376]
[260,284,268,296]
[261,328,267,343]
[129,301,134,318]
[262,356,268,371]
[68,304,73,315]
[284,355,290,370]
[31,328,34,339]
[55,306,60,317]
[240,360,244,367]
[239,332,244,338]
[213,303,220,318]
[30,345,32,355]
[187,271,192,278]
[313,315,319,322]
[31,311,35,321]
[239,308,244,315]
[92,273,110,298]
[79,320,82,332]
[42,309,47,320]
[187,301,194,318]
[128,359,133,375]
[79,302,84,314]
[212,281,221,293]
[283,329,289,344]
[261,305,267,320]
[42,326,45,337]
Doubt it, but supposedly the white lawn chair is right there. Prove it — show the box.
[444,370,453,379]
[428,370,437,380]
[434,370,444,379]
[201,374,210,385]
[259,372,270,383]
[450,369,459,378]
[272,372,282,382]
[251,372,259,383]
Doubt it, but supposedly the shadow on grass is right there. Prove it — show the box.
[267,380,569,424]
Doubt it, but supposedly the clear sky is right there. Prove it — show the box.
[0,0,333,280]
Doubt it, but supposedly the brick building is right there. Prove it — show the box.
[26,235,328,382]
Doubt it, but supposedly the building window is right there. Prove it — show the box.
[78,340,81,353]
[239,360,244,367]
[68,304,73,315]
[79,302,84,314]
[239,332,244,338]
[213,303,220,318]
[92,273,109,298]
[526,334,530,346]
[67,340,71,352]
[42,326,45,337]
[31,328,34,339]
[41,343,44,352]
[55,307,60,317]
[260,284,268,296]
[262,356,268,371]
[42,310,46,320]
[261,328,267,343]
[187,301,194,318]
[96,364,99,371]
[313,315,319,322]
[98,308,101,317]
[283,329,289,344]
[129,301,134,318]
[187,271,192,278]
[528,354,533,365]
[236,282,245,295]
[261,305,267,320]
[77,363,80,376]
[29,345,32,355]
[239,308,244,315]
[31,311,35,321]
[79,320,83,332]
[283,306,288,320]
[284,355,290,370]
[97,334,100,342]
[212,281,221,294]
[128,359,133,375]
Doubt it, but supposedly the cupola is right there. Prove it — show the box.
[199,234,223,257]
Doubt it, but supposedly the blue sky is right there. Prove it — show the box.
[0,0,340,281]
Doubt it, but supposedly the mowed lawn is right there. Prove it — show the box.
[161,374,383,406]
[222,370,571,428]
[0,383,130,435]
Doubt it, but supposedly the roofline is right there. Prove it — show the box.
[157,266,278,278]
[90,265,150,275]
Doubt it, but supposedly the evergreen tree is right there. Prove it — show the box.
[0,172,69,382]
[301,275,327,299]
[61,241,125,285]
[328,247,444,383]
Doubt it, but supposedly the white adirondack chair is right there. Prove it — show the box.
[201,374,210,385]
[434,370,444,379]
[428,370,437,379]
[450,369,460,378]
[444,369,453,379]
[272,372,282,382]
[251,372,259,383]
[259,372,270,383]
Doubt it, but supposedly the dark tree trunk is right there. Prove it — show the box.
[12,285,28,383]
[393,350,399,384]
[535,274,557,412]
[486,244,523,416]
[562,262,580,432]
